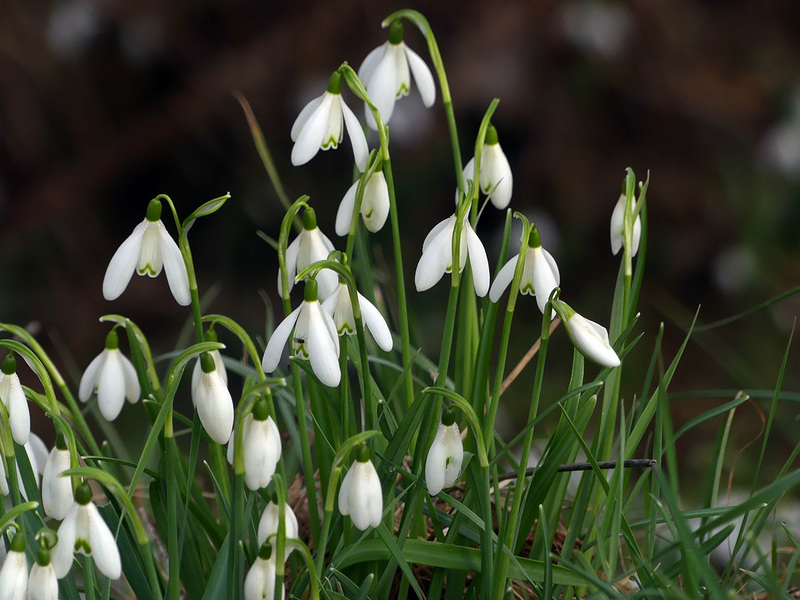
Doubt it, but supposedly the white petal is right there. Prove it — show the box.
[425,426,447,496]
[159,223,191,306]
[257,502,299,551]
[78,352,105,402]
[457,158,476,205]
[568,313,620,368]
[243,419,279,490]
[26,433,48,476]
[4,373,29,445]
[631,213,642,257]
[610,194,625,255]
[244,557,282,600]
[489,255,518,303]
[305,304,340,387]
[96,350,127,422]
[291,95,323,141]
[403,43,436,107]
[27,563,58,600]
[358,43,386,84]
[358,293,393,352]
[364,47,398,129]
[484,144,513,209]
[262,306,302,373]
[0,550,28,599]
[120,353,140,404]
[531,248,559,314]
[349,461,382,530]
[87,503,122,579]
[361,172,390,233]
[340,98,369,171]
[277,235,301,296]
[52,504,78,578]
[464,224,490,297]
[415,237,451,292]
[42,448,73,520]
[335,181,359,237]
[442,424,464,487]
[422,216,454,253]
[337,466,354,516]
[196,372,234,445]
[102,220,147,301]
[291,93,333,166]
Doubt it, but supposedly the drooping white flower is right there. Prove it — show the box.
[338,447,382,531]
[102,198,191,306]
[335,170,390,236]
[0,532,28,600]
[51,482,121,580]
[244,544,284,600]
[415,215,490,297]
[257,500,299,553]
[226,399,281,491]
[262,280,340,388]
[460,125,513,210]
[358,20,436,130]
[610,193,641,257]
[0,353,30,445]
[425,412,464,496]
[489,226,560,314]
[78,330,140,422]
[194,352,234,445]
[556,302,620,368]
[42,436,74,520]
[191,349,227,405]
[27,561,58,600]
[278,207,338,300]
[291,72,368,171]
[321,282,393,352]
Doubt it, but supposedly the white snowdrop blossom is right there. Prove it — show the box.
[262,280,341,388]
[358,20,436,130]
[335,170,390,236]
[278,207,338,300]
[460,125,513,210]
[0,532,28,600]
[78,330,140,422]
[415,215,490,297]
[0,353,30,445]
[27,561,58,600]
[321,282,393,352]
[291,71,368,171]
[257,500,299,551]
[102,198,190,306]
[489,227,560,314]
[225,399,281,491]
[610,193,641,257]
[338,447,382,531]
[191,348,227,406]
[194,352,234,445]
[42,436,74,520]
[425,413,464,496]
[244,544,283,600]
[51,482,122,580]
[557,302,620,368]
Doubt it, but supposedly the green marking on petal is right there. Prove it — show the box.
[75,538,92,554]
[322,136,339,150]
[396,83,410,98]
[137,264,158,276]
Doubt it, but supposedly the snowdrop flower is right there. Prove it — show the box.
[0,353,30,445]
[415,215,490,297]
[358,20,436,130]
[335,169,390,236]
[191,331,227,405]
[51,482,121,580]
[79,330,140,422]
[556,302,620,368]
[291,71,368,171]
[102,198,190,306]
[226,399,281,491]
[194,352,234,445]
[27,539,58,600]
[278,207,338,300]
[42,435,73,520]
[244,543,283,600]
[263,280,340,387]
[338,446,382,531]
[489,226,560,314]
[257,499,299,552]
[322,280,393,352]
[610,193,641,257]
[425,410,464,496]
[460,125,513,210]
[0,531,28,600]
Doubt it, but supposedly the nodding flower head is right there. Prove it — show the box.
[0,352,30,445]
[78,330,140,423]
[460,125,513,210]
[278,207,338,301]
[425,410,464,496]
[610,192,641,257]
[338,445,382,531]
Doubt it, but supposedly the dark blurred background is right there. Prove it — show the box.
[2,0,800,474]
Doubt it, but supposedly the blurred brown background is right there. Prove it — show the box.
[2,0,800,465]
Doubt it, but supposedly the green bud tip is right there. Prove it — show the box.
[327,72,343,95]
[204,329,218,343]
[10,531,26,553]
[253,398,270,421]
[200,352,216,374]
[388,20,404,45]
[356,444,370,463]
[485,124,499,146]
[258,541,274,561]
[104,330,119,350]
[146,198,163,222]
[1,353,16,375]
[36,545,51,566]
[304,279,319,302]
[441,409,457,427]
[75,481,92,505]
[527,226,541,249]
[55,433,68,451]
[302,207,318,230]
